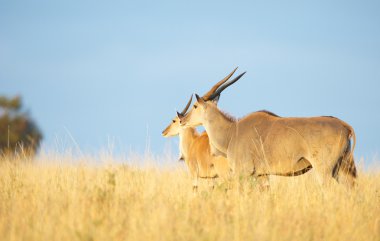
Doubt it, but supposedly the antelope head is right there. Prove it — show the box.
[162,94,193,137]
[179,71,246,127]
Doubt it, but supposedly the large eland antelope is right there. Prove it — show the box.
[162,69,240,191]
[180,71,357,189]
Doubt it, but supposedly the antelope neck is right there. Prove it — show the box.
[203,108,235,154]
[178,127,198,156]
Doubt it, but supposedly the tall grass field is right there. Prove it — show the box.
[0,154,379,241]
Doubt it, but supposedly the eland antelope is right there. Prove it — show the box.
[179,71,357,189]
[162,69,240,191]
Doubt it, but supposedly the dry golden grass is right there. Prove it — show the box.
[0,154,379,241]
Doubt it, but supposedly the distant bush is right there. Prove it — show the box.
[0,96,42,157]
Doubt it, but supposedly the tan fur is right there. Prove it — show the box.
[161,68,240,190]
[162,116,229,190]
[181,99,357,188]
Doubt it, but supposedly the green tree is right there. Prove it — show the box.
[0,96,43,157]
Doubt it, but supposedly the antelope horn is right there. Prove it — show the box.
[179,94,193,116]
[208,72,246,101]
[203,67,238,100]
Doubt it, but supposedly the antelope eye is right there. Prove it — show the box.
[172,120,176,123]
[194,105,197,109]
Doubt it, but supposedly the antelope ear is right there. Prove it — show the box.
[176,111,183,118]
[178,154,185,162]
[195,94,206,107]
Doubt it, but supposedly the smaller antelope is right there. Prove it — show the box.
[180,71,357,189]
[162,69,239,191]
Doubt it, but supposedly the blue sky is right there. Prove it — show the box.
[1,0,379,162]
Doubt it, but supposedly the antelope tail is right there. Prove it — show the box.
[341,121,357,178]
